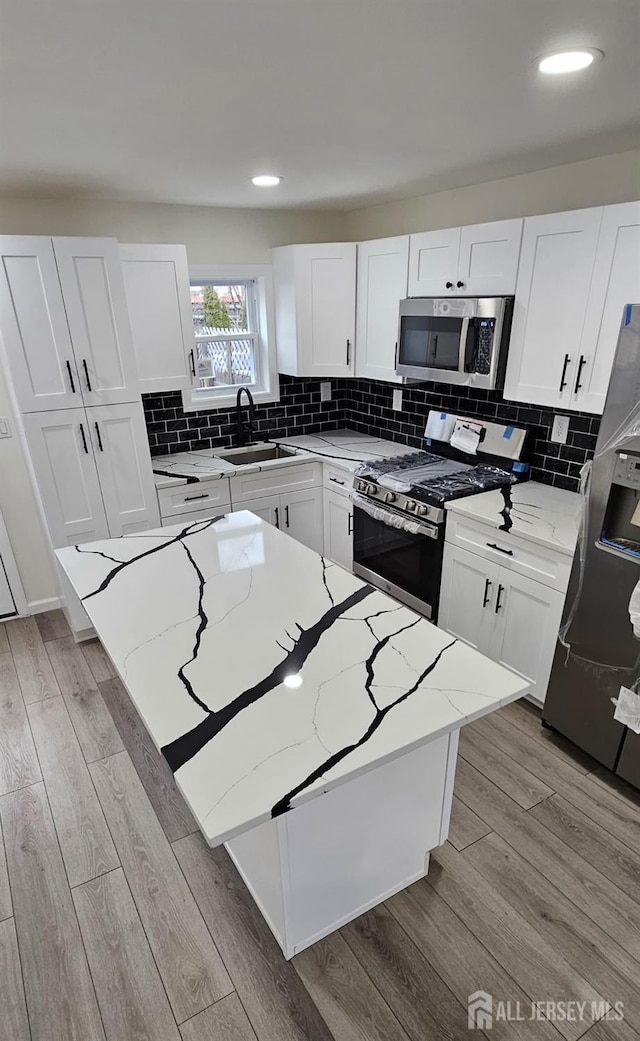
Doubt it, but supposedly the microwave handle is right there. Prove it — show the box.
[458,317,470,374]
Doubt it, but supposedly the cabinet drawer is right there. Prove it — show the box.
[445,514,572,592]
[160,505,229,528]
[157,479,231,519]
[323,464,353,496]
[230,462,321,503]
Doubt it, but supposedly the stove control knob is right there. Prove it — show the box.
[406,500,416,512]
[384,492,396,504]
[367,483,378,496]
[415,504,427,516]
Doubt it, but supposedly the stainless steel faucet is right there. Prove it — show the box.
[235,386,256,446]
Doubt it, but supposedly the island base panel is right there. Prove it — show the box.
[225,729,458,959]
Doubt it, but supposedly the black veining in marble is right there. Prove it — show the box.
[499,485,514,532]
[152,467,200,484]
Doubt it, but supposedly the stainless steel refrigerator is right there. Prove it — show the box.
[543,304,640,788]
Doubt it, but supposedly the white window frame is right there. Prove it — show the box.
[182,264,279,412]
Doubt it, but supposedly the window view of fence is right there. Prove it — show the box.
[191,282,257,389]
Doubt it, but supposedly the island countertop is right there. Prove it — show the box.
[445,480,582,556]
[56,512,529,847]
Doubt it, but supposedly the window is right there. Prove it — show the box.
[183,265,279,411]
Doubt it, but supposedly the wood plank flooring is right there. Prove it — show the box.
[1,609,639,1041]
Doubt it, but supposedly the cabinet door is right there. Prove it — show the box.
[323,488,353,571]
[457,218,523,296]
[438,543,497,653]
[407,228,460,296]
[296,244,357,377]
[232,494,281,527]
[355,236,409,382]
[120,243,195,394]
[87,402,160,536]
[489,568,565,706]
[53,238,139,406]
[21,408,109,547]
[0,557,16,618]
[0,236,80,412]
[574,201,640,414]
[503,208,603,408]
[281,487,324,554]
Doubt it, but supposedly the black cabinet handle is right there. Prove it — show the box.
[445,281,454,289]
[574,355,586,394]
[329,476,345,486]
[346,339,351,366]
[82,358,92,392]
[184,493,208,502]
[482,578,492,607]
[348,512,353,536]
[495,583,505,614]
[559,353,571,392]
[456,281,465,289]
[66,360,76,394]
[94,422,103,452]
[487,542,514,556]
[274,507,279,528]
[189,349,196,377]
[79,422,88,454]
[285,505,290,528]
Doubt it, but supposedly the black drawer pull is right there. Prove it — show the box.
[482,578,492,607]
[346,339,351,366]
[285,504,290,528]
[189,349,196,377]
[82,358,92,392]
[495,583,505,614]
[66,360,76,393]
[184,493,208,502]
[94,422,103,452]
[79,422,88,454]
[574,354,586,394]
[348,512,353,536]
[487,542,513,556]
[275,507,280,528]
[559,353,570,392]
[329,476,345,486]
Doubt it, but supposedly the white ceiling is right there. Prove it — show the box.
[1,0,639,210]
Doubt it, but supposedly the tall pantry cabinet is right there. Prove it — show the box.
[0,236,159,631]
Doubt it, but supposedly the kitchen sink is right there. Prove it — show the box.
[215,443,297,465]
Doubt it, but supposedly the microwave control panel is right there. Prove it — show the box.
[613,452,640,489]
[476,319,495,375]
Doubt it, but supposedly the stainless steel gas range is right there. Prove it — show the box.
[351,415,528,621]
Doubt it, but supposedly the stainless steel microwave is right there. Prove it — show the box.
[395,296,514,389]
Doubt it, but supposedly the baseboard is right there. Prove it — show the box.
[26,596,62,615]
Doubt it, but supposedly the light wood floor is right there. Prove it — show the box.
[0,609,639,1041]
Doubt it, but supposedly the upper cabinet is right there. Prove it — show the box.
[53,238,139,407]
[273,243,357,377]
[355,236,409,382]
[573,201,640,414]
[504,203,640,413]
[120,243,196,394]
[0,236,139,412]
[407,218,522,297]
[0,237,80,412]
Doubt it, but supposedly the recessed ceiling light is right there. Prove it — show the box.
[251,174,282,187]
[537,48,603,74]
[283,673,303,689]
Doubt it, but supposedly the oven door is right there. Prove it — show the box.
[352,503,444,620]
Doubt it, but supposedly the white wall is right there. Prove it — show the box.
[345,149,640,240]
[0,198,346,610]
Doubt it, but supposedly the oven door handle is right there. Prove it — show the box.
[458,317,470,375]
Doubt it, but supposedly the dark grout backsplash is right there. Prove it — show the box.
[143,376,601,494]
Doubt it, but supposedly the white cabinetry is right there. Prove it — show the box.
[408,219,522,297]
[22,401,159,548]
[229,463,323,553]
[120,243,196,394]
[272,243,357,377]
[0,235,138,412]
[504,202,640,413]
[355,236,409,381]
[439,529,567,706]
[323,488,353,571]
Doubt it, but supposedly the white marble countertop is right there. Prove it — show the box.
[152,430,413,489]
[56,513,529,847]
[445,480,582,556]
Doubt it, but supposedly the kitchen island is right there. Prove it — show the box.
[57,511,529,958]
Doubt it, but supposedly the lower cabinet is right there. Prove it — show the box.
[323,488,353,571]
[439,542,565,705]
[233,487,324,554]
